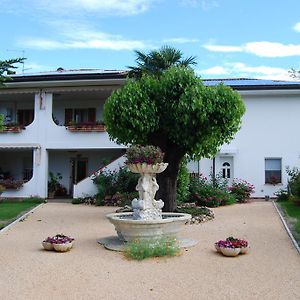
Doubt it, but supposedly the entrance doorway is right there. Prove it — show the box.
[219,156,234,185]
[70,158,88,195]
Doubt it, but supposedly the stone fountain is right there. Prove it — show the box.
[99,163,197,251]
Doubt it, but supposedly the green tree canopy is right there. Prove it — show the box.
[104,66,245,211]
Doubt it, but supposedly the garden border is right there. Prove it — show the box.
[0,203,44,234]
[272,201,300,255]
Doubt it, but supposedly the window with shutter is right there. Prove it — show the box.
[88,108,96,122]
[65,108,73,125]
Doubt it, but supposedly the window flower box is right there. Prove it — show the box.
[0,123,25,133]
[66,122,106,132]
[0,179,24,189]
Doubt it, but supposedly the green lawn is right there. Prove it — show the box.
[278,201,300,243]
[0,198,43,230]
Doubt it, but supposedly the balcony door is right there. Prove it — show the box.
[69,158,88,195]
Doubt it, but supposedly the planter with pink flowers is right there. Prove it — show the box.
[215,237,249,257]
[42,234,75,252]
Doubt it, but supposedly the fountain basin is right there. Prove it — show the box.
[106,212,191,242]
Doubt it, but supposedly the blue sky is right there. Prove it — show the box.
[1,0,300,80]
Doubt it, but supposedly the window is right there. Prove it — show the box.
[17,109,34,126]
[265,158,281,184]
[222,162,231,179]
[64,108,96,125]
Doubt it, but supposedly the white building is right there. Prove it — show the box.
[0,70,299,199]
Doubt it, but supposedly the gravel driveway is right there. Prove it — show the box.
[0,202,299,300]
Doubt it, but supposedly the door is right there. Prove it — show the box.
[219,156,234,185]
[69,158,88,195]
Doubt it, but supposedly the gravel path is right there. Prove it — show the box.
[0,202,299,300]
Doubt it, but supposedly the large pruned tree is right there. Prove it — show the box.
[104,64,245,212]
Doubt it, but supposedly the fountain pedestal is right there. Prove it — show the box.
[99,163,197,251]
[128,163,167,220]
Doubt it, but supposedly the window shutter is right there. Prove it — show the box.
[88,108,96,122]
[65,109,73,125]
[17,110,24,125]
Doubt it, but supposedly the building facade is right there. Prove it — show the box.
[0,71,299,199]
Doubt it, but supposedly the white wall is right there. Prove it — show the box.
[195,91,300,197]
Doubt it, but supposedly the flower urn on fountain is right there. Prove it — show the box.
[99,145,197,251]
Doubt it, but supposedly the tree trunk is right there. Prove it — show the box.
[156,148,184,212]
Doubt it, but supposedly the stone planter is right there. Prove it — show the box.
[127,163,168,174]
[240,246,250,254]
[220,247,241,257]
[42,241,54,251]
[53,242,73,252]
[214,243,221,253]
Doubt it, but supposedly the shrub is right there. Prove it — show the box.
[124,238,180,260]
[176,159,190,203]
[0,184,5,195]
[187,173,236,208]
[274,189,289,202]
[229,179,254,203]
[287,167,300,199]
[93,167,139,206]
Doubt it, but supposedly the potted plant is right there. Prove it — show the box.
[42,234,75,252]
[48,172,63,198]
[227,236,249,254]
[215,237,250,256]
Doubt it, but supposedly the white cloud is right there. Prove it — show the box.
[20,35,147,51]
[293,22,300,32]
[180,0,219,10]
[204,41,300,57]
[200,66,229,75]
[199,62,295,81]
[31,0,154,16]
[204,45,243,52]
[18,20,149,51]
[163,37,199,44]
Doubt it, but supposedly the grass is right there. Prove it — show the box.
[124,237,180,260]
[278,201,300,243]
[0,197,43,229]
